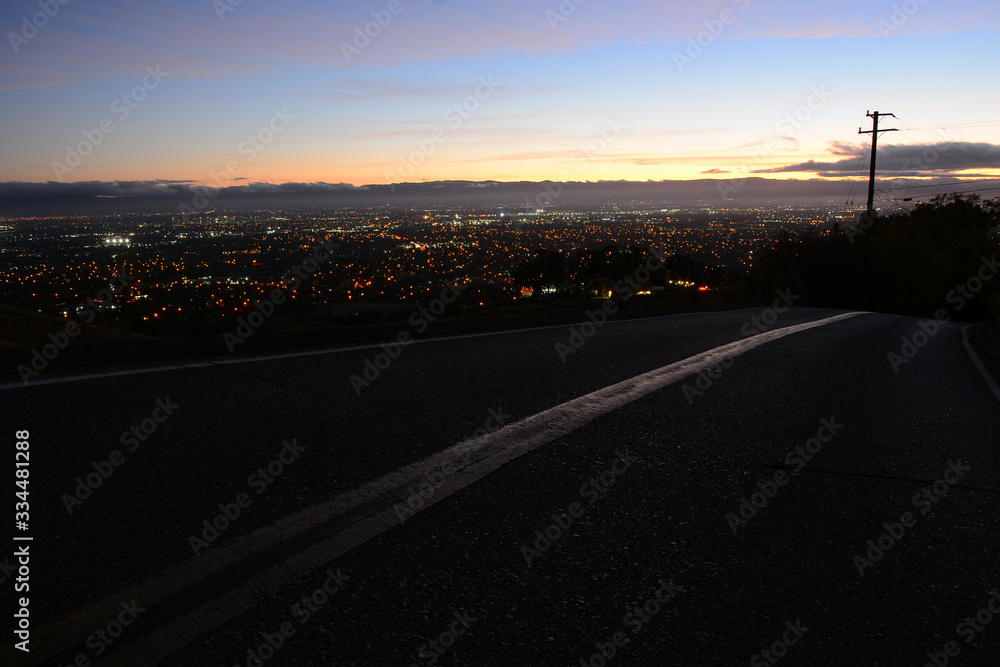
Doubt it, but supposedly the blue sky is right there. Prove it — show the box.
[2,0,998,187]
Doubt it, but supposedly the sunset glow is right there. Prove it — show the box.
[2,0,999,189]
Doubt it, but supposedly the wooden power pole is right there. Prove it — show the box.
[858,111,898,263]
[858,111,898,226]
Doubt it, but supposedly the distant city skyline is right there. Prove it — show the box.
[2,0,1000,190]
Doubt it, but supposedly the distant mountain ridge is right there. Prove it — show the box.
[0,177,881,216]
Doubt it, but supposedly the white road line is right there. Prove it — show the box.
[5,311,866,665]
[0,307,761,390]
[961,325,1000,403]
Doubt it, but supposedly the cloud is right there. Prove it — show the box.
[8,177,994,216]
[7,0,998,90]
[754,142,1000,177]
[317,74,558,104]
[701,168,731,174]
[0,180,365,199]
[0,180,193,198]
[320,77,493,104]
[731,136,800,152]
[827,140,862,156]
[229,182,369,194]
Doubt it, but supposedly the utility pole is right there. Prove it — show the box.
[858,111,898,264]
[858,111,898,227]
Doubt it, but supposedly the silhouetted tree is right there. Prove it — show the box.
[513,249,568,294]
[749,195,999,320]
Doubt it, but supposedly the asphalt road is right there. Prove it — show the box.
[2,304,999,666]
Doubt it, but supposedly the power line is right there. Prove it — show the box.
[859,111,898,218]
[894,115,997,174]
[844,114,1000,212]
[877,177,1000,194]
[898,119,1000,132]
[845,143,871,206]
[858,111,898,267]
[902,186,1000,200]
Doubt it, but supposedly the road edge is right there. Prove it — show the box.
[961,324,1000,403]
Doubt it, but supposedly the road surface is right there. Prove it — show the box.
[1,305,999,666]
